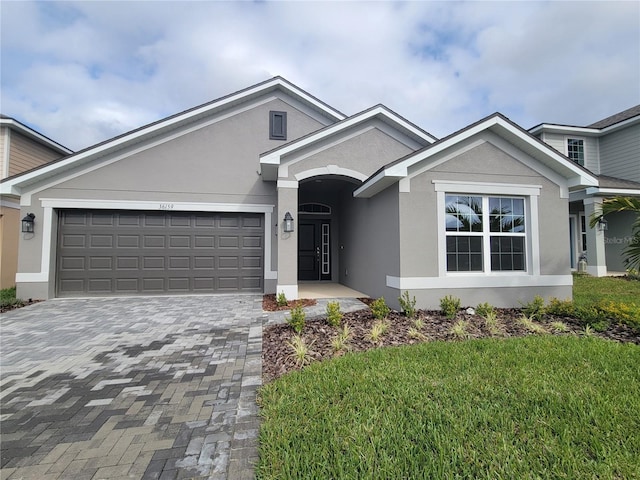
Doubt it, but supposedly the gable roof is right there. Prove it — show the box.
[354,112,599,198]
[0,115,73,156]
[259,104,437,180]
[0,77,346,195]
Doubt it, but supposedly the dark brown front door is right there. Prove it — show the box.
[298,220,331,281]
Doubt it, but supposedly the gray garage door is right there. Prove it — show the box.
[56,210,264,296]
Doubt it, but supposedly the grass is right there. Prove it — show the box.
[258,336,640,479]
[573,273,640,309]
[0,286,23,309]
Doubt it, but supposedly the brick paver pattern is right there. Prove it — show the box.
[0,295,262,480]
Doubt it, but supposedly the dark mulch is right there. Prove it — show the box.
[263,308,640,382]
[262,294,317,311]
[0,299,41,314]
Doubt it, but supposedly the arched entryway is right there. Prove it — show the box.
[297,176,361,283]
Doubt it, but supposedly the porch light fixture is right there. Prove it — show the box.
[22,213,35,233]
[283,212,294,232]
[597,217,608,231]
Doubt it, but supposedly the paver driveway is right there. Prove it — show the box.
[0,295,263,480]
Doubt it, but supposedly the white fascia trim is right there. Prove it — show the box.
[276,284,299,300]
[529,124,600,137]
[262,106,434,167]
[0,198,20,209]
[295,166,368,182]
[353,168,404,198]
[40,198,275,213]
[432,180,542,196]
[277,180,299,189]
[277,125,377,179]
[17,97,279,205]
[387,274,573,290]
[586,187,640,196]
[0,118,72,155]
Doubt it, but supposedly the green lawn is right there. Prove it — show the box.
[573,273,640,308]
[258,336,640,479]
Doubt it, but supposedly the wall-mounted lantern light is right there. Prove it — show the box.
[22,213,36,233]
[597,218,608,231]
[283,212,294,232]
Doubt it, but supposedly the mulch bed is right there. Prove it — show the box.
[0,299,42,314]
[263,308,640,382]
[262,293,317,311]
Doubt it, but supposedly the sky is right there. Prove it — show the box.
[1,0,639,152]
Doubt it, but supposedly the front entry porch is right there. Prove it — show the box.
[298,282,366,299]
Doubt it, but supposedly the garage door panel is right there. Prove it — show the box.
[143,257,165,269]
[144,236,165,248]
[117,257,139,269]
[116,278,139,292]
[88,278,112,292]
[57,210,264,296]
[60,257,86,271]
[117,235,140,248]
[89,257,112,270]
[195,236,215,248]
[169,236,190,248]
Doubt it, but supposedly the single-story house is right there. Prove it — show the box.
[530,105,640,276]
[0,77,600,309]
[0,116,72,289]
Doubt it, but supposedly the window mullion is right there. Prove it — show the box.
[482,196,490,273]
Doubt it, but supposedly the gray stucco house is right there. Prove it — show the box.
[0,77,601,309]
[531,105,640,276]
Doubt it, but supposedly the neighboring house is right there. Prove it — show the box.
[530,106,640,275]
[0,116,72,289]
[0,77,598,309]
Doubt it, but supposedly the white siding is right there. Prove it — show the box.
[599,124,640,183]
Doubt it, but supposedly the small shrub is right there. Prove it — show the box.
[582,325,595,337]
[398,291,417,318]
[287,335,314,367]
[276,291,288,307]
[331,324,352,353]
[519,314,547,334]
[326,301,343,327]
[550,321,570,333]
[475,302,495,319]
[408,327,428,341]
[484,310,502,336]
[412,318,425,330]
[440,295,461,319]
[546,298,575,317]
[287,305,306,333]
[370,297,391,320]
[521,295,546,321]
[368,320,389,344]
[450,320,470,339]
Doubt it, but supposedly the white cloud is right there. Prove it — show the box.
[1,0,638,150]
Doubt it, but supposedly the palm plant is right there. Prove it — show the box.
[590,197,640,272]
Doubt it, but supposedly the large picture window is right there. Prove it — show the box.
[446,195,526,272]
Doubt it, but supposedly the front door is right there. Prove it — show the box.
[298,220,331,281]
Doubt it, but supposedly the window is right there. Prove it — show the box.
[269,111,287,140]
[445,195,526,272]
[567,138,584,166]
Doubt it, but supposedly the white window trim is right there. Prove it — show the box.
[565,136,586,166]
[434,181,541,278]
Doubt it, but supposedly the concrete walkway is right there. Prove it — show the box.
[0,295,263,480]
